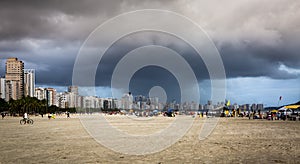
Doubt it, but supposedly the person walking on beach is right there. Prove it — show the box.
[1,113,5,119]
[248,111,251,120]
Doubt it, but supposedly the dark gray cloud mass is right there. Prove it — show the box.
[0,0,299,90]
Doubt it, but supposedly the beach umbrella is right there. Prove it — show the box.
[271,109,278,113]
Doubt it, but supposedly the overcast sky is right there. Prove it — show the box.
[0,0,299,106]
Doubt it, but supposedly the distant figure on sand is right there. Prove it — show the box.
[66,112,70,118]
[1,113,5,119]
[48,113,51,120]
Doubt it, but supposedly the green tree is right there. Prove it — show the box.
[0,98,8,112]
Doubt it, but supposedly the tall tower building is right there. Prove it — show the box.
[5,58,24,101]
[46,88,56,106]
[68,86,78,95]
[67,86,78,108]
[0,77,5,99]
[34,87,56,106]
[24,69,35,97]
[34,87,45,100]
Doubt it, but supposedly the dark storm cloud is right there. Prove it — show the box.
[0,0,122,85]
[0,0,119,41]
[218,33,300,79]
[0,0,174,41]
[92,31,209,89]
[0,0,299,88]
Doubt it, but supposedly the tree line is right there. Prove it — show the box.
[0,97,76,116]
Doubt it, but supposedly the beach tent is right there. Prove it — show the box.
[278,107,293,115]
[285,105,300,109]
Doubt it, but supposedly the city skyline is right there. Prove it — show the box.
[0,57,298,111]
[0,0,299,106]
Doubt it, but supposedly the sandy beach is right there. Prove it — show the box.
[0,115,299,164]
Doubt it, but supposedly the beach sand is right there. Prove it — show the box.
[0,115,299,163]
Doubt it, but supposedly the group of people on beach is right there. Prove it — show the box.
[1,112,6,119]
[45,112,70,119]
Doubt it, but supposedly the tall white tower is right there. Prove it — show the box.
[24,69,35,97]
[0,77,5,99]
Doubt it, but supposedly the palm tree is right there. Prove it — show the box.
[9,98,21,116]
[0,98,8,113]
[31,97,41,114]
[40,99,47,114]
[7,97,60,116]
[32,97,42,114]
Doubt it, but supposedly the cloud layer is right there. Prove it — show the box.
[0,0,299,104]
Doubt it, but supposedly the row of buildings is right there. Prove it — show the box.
[0,58,165,110]
[0,58,263,111]
[0,58,210,110]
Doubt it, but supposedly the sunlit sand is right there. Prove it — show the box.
[0,115,299,163]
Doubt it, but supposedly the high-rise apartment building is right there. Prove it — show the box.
[35,87,56,106]
[68,86,78,95]
[66,86,79,108]
[5,58,24,101]
[35,87,45,100]
[0,77,5,99]
[46,88,56,106]
[121,92,133,109]
[24,69,35,97]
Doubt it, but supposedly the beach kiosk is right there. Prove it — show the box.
[285,105,300,120]
[278,105,300,121]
